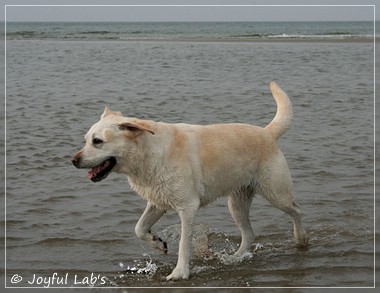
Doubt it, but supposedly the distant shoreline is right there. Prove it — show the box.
[5,37,376,43]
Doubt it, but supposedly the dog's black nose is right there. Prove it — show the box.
[71,156,80,167]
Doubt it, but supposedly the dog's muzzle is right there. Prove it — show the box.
[86,157,117,182]
[71,152,117,183]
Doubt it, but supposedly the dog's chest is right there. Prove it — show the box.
[127,175,179,210]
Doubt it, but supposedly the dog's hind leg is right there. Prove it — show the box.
[135,202,168,253]
[228,190,255,256]
[280,201,309,247]
[259,152,308,247]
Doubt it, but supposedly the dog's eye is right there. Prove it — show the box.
[93,138,103,145]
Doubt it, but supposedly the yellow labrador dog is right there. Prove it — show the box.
[71,81,308,280]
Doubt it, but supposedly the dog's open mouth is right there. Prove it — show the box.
[87,157,117,182]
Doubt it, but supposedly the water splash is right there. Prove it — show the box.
[118,254,158,277]
[214,250,254,265]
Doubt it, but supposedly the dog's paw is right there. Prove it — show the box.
[166,266,190,281]
[296,236,309,249]
[152,235,168,254]
[295,230,309,248]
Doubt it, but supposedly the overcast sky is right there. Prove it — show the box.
[1,0,379,22]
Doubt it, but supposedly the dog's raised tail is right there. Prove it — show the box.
[265,81,293,140]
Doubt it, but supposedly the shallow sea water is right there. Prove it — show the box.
[4,38,375,289]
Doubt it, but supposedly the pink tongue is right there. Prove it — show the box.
[87,166,102,180]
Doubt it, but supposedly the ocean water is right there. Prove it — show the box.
[4,22,376,289]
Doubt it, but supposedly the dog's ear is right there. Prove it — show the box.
[119,121,155,135]
[101,106,123,119]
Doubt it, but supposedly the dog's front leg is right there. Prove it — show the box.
[166,199,199,280]
[135,202,167,253]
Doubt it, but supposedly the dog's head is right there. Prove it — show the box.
[71,106,155,182]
